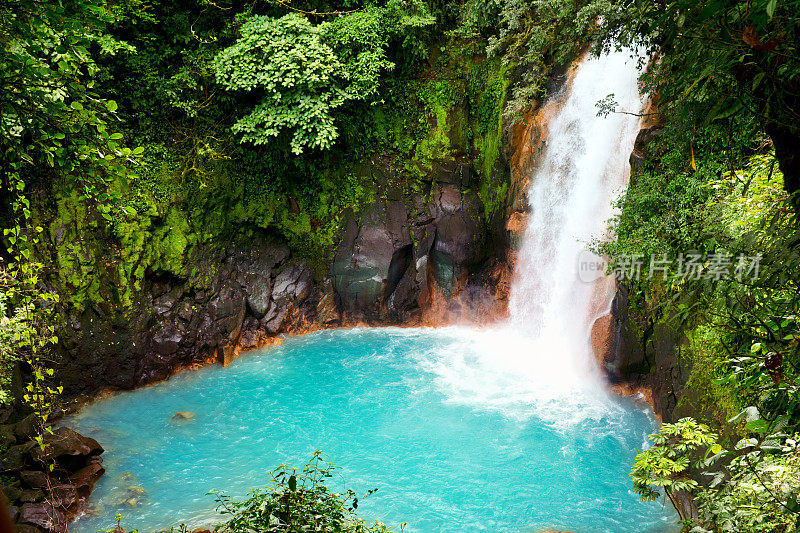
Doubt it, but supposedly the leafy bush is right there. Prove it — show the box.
[632,415,800,532]
[213,12,394,154]
[631,418,721,521]
[694,435,800,533]
[0,291,26,404]
[209,451,395,533]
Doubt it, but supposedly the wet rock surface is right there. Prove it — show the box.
[330,181,496,322]
[1,416,105,533]
[601,283,692,422]
[55,234,319,396]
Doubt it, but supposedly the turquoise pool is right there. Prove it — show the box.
[66,327,676,533]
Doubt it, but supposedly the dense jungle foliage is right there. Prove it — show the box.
[594,0,800,530]
[1,0,800,531]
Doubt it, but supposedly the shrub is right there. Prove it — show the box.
[209,451,397,533]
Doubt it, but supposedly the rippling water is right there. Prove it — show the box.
[66,327,675,533]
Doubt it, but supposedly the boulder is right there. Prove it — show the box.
[330,199,412,315]
[208,283,246,344]
[20,471,49,490]
[152,319,186,355]
[316,280,339,324]
[13,414,40,442]
[19,502,66,533]
[48,484,78,509]
[263,303,288,334]
[29,427,103,467]
[19,489,45,503]
[16,524,47,533]
[2,484,23,503]
[243,273,271,319]
[152,288,182,316]
[69,462,105,499]
[272,263,312,304]
[237,318,263,349]
[0,423,15,449]
[2,442,33,472]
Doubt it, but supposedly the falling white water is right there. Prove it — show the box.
[415,48,645,426]
[507,48,644,334]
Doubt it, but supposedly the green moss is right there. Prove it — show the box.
[36,37,513,316]
[468,58,510,219]
[409,102,453,178]
[146,208,195,275]
[48,189,101,311]
[676,322,741,442]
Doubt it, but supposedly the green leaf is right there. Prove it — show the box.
[744,419,769,433]
[766,0,777,18]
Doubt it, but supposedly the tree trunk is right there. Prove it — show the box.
[765,122,800,200]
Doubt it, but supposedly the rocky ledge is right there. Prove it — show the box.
[1,414,104,533]
[55,159,517,401]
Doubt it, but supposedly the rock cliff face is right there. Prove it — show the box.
[331,181,489,321]
[57,234,318,395]
[55,131,515,400]
[594,283,692,422]
[590,121,697,423]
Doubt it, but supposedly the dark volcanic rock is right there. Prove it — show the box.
[2,443,33,472]
[68,462,106,508]
[48,484,78,509]
[244,274,271,319]
[152,319,186,355]
[20,471,49,490]
[19,502,66,533]
[19,489,45,503]
[55,235,308,395]
[29,428,103,466]
[13,414,40,442]
[17,524,46,533]
[331,200,405,316]
[331,181,492,321]
[1,423,105,533]
[629,125,664,178]
[273,262,312,304]
[2,484,23,502]
[1,423,16,448]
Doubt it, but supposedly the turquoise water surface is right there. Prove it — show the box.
[65,327,676,533]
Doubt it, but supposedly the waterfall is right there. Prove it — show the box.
[416,48,644,426]
[507,48,643,332]
[503,47,645,384]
